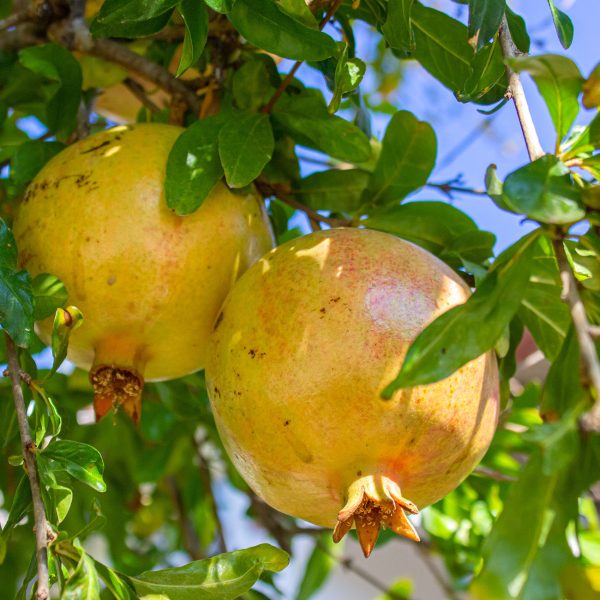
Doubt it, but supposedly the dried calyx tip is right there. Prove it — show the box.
[90,365,144,423]
[333,475,419,558]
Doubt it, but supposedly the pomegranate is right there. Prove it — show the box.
[205,228,499,556]
[14,123,273,422]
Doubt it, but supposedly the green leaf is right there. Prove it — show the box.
[277,0,318,29]
[468,0,506,51]
[31,273,67,320]
[502,155,585,225]
[232,57,279,112]
[505,6,530,53]
[377,579,413,600]
[509,55,583,142]
[10,140,64,193]
[204,0,232,12]
[547,0,574,49]
[471,451,567,599]
[229,0,337,61]
[18,44,82,135]
[219,112,274,188]
[129,544,289,600]
[41,440,106,492]
[541,327,583,420]
[49,306,83,377]
[366,111,436,206]
[52,484,73,524]
[295,535,341,600]
[460,37,507,104]
[0,219,17,270]
[382,0,415,52]
[165,115,225,215]
[93,559,137,600]
[272,95,371,163]
[0,476,32,564]
[411,2,472,93]
[364,201,480,259]
[91,0,177,38]
[329,45,366,114]
[0,268,34,348]
[383,233,538,392]
[294,169,369,212]
[61,542,101,600]
[177,0,208,76]
[0,116,28,164]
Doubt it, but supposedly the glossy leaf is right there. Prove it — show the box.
[329,45,366,113]
[91,0,178,38]
[0,268,34,348]
[31,273,67,320]
[41,439,106,492]
[383,233,538,392]
[295,169,369,213]
[366,111,436,206]
[129,544,289,600]
[93,559,137,600]
[468,0,506,51]
[382,0,415,52]
[61,542,101,600]
[509,55,583,142]
[547,0,574,49]
[219,112,274,188]
[165,116,225,215]
[228,0,337,61]
[272,95,371,163]
[277,0,318,29]
[502,155,585,225]
[177,0,208,76]
[204,0,232,12]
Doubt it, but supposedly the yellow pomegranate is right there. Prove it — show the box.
[14,123,273,422]
[206,228,499,556]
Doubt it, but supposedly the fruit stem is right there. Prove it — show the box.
[333,475,420,558]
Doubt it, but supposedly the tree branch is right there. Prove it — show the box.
[0,10,31,32]
[122,77,161,114]
[262,0,343,114]
[498,17,544,161]
[5,333,49,600]
[427,181,487,197]
[552,238,600,432]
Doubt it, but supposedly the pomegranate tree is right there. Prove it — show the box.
[13,123,273,422]
[206,228,499,557]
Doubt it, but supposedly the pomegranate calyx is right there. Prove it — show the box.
[90,365,144,424]
[332,475,420,558]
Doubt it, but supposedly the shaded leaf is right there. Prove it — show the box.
[468,0,505,51]
[382,0,415,52]
[49,306,83,377]
[0,219,17,270]
[329,44,366,114]
[177,0,208,76]
[295,169,369,213]
[295,534,341,600]
[0,268,33,348]
[547,0,574,49]
[0,476,32,564]
[219,112,274,188]
[91,0,177,38]
[10,140,64,192]
[31,273,67,320]
[505,6,530,53]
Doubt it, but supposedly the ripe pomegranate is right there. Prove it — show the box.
[14,123,273,422]
[206,228,499,556]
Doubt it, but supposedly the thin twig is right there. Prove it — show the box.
[427,182,487,197]
[0,10,30,31]
[5,333,49,600]
[122,78,161,114]
[165,476,204,561]
[473,465,517,482]
[552,238,600,432]
[414,544,461,600]
[498,17,545,161]
[195,441,227,553]
[262,0,343,113]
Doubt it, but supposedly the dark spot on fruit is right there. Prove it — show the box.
[107,275,116,286]
[284,420,290,426]
[213,386,220,397]
[249,349,256,358]
[445,468,451,475]
[330,296,341,303]
[409,437,416,445]
[81,140,111,154]
[213,311,224,331]
[85,236,91,242]
[320,307,326,314]
[356,470,362,476]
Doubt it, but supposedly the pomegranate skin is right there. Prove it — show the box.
[206,228,499,535]
[14,124,273,418]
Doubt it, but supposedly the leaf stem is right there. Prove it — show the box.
[498,17,545,161]
[261,0,343,114]
[5,333,50,600]
[552,238,600,432]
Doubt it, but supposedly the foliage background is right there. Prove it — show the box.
[0,0,599,598]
